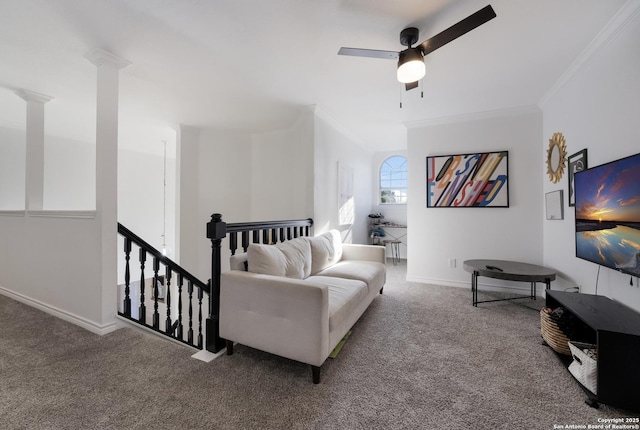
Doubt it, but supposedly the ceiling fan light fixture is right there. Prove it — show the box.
[397,48,425,83]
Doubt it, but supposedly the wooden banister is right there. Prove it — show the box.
[118,223,208,292]
[118,223,208,350]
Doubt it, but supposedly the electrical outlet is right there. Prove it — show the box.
[448,258,456,268]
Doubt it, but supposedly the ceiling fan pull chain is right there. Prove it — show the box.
[399,84,403,109]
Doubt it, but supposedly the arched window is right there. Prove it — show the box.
[379,155,407,204]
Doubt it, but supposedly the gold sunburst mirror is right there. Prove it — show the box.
[546,132,567,183]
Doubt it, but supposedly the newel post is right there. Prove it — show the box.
[206,213,227,353]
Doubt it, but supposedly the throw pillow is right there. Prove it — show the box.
[308,230,343,274]
[247,238,312,279]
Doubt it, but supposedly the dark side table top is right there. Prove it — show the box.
[463,259,556,283]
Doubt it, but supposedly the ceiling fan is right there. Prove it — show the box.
[338,5,496,91]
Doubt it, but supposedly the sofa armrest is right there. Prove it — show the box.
[220,270,329,366]
[341,243,386,265]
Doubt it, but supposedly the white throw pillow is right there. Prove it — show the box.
[308,230,343,275]
[246,238,312,279]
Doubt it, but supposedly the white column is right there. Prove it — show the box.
[15,89,53,211]
[85,49,131,326]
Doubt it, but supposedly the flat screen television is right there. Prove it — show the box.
[574,152,640,277]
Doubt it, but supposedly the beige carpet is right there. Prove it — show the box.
[1,262,635,429]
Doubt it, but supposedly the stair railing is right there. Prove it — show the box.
[118,223,209,350]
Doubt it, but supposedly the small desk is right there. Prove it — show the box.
[463,259,556,307]
[374,223,407,241]
[374,223,407,264]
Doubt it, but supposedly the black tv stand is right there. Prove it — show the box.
[545,290,640,412]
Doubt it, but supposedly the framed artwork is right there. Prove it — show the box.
[567,149,588,207]
[426,151,509,208]
[545,190,564,220]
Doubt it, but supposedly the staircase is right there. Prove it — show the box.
[117,215,313,353]
[117,223,209,350]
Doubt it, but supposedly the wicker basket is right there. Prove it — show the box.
[540,308,571,355]
[568,341,598,395]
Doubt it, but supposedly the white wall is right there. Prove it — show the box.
[406,108,543,291]
[189,107,373,281]
[0,125,108,332]
[251,108,314,221]
[118,145,176,257]
[195,128,252,279]
[0,122,176,235]
[0,214,105,332]
[313,110,373,244]
[176,125,200,274]
[0,114,182,332]
[542,7,640,312]
[44,136,96,210]
[0,127,26,209]
[0,126,97,211]
[189,106,374,280]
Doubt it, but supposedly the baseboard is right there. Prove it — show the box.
[0,286,118,335]
[406,275,468,289]
[405,275,545,298]
[115,315,224,362]
[114,314,206,355]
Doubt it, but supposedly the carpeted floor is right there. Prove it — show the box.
[0,262,636,429]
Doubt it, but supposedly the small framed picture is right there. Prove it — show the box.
[568,149,588,207]
[545,190,564,220]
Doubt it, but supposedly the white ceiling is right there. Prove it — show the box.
[0,0,629,152]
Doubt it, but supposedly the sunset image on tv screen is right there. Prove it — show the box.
[575,152,640,276]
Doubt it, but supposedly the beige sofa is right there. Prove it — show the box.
[220,230,386,383]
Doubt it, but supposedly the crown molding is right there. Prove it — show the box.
[84,48,132,69]
[539,1,640,108]
[15,89,53,104]
[404,105,541,129]
[312,105,367,149]
[177,124,201,136]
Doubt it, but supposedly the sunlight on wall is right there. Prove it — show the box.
[338,162,354,226]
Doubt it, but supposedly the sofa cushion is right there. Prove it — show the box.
[308,230,343,275]
[306,276,367,332]
[247,238,311,279]
[316,261,386,294]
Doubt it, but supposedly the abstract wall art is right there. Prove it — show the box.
[426,151,509,208]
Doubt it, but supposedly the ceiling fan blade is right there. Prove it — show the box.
[338,47,399,60]
[405,81,419,91]
[419,5,496,56]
